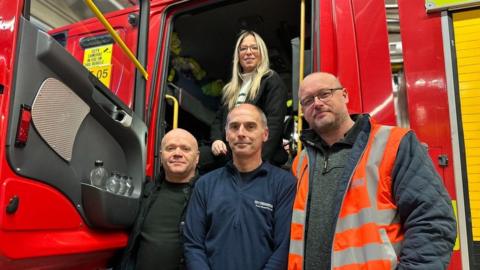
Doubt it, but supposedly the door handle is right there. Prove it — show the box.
[111,107,132,128]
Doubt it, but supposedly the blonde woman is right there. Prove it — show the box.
[209,30,288,166]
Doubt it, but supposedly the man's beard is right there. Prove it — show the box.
[314,111,348,134]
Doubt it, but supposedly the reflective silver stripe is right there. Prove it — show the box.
[379,228,398,269]
[291,149,308,267]
[332,242,398,268]
[333,125,402,270]
[336,208,398,232]
[365,125,392,210]
[296,149,307,177]
[289,239,305,256]
[292,209,306,224]
[335,126,395,232]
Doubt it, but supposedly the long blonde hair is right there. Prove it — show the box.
[222,31,271,110]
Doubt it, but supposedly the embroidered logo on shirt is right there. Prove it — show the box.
[254,200,273,211]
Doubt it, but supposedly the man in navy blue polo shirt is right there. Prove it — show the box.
[184,104,296,270]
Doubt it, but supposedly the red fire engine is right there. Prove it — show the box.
[0,0,478,269]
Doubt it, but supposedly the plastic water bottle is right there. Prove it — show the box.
[89,160,108,188]
[117,175,127,195]
[125,177,134,196]
[106,172,121,194]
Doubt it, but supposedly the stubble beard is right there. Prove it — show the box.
[313,111,349,135]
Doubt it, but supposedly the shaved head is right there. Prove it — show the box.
[160,128,199,183]
[226,104,267,129]
[301,72,342,89]
[161,128,198,151]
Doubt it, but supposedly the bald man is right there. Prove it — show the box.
[116,129,199,270]
[184,104,296,270]
[288,72,456,270]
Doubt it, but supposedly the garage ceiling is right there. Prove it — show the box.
[29,0,401,64]
[30,0,134,30]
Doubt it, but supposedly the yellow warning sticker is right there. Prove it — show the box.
[83,44,113,87]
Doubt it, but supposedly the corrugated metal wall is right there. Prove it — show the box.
[453,8,480,243]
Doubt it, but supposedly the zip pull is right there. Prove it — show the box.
[322,157,328,174]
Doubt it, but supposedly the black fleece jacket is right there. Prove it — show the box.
[114,174,197,270]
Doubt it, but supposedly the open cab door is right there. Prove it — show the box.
[0,1,150,269]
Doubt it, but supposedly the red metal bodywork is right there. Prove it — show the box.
[51,8,139,107]
[0,1,22,188]
[317,0,396,125]
[0,0,462,268]
[0,1,132,269]
[0,1,175,268]
[144,4,173,177]
[398,0,460,268]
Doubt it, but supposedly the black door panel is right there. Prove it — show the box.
[6,18,147,229]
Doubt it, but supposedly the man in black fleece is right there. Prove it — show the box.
[116,128,199,270]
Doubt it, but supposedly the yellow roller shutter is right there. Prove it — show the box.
[453,9,480,241]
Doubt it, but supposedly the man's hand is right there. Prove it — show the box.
[211,140,228,156]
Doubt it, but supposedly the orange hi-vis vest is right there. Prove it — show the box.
[288,123,409,270]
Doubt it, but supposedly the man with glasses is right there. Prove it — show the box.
[288,72,456,270]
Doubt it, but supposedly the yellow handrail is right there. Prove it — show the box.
[165,95,179,129]
[297,0,306,153]
[84,0,149,80]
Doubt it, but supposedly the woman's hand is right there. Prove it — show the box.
[211,140,228,156]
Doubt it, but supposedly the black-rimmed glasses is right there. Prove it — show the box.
[300,87,344,107]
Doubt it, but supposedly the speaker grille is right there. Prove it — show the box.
[32,78,90,162]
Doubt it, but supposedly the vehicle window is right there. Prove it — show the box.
[30,0,136,30]
[29,0,139,106]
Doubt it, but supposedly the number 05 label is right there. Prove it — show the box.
[83,44,113,87]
